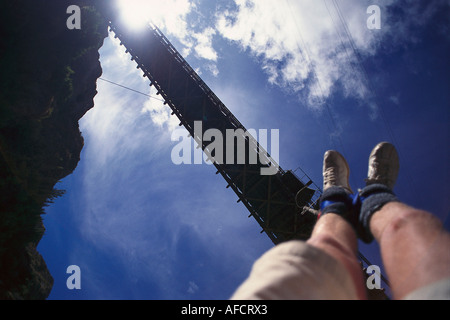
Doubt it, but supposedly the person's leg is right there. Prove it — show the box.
[369,202,450,299]
[358,142,450,299]
[230,236,364,300]
[231,150,366,300]
[231,212,366,300]
[307,213,367,299]
[306,150,366,299]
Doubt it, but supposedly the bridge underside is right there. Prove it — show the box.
[107,21,321,244]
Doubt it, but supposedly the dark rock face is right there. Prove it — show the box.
[0,0,108,299]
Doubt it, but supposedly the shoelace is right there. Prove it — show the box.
[323,167,337,185]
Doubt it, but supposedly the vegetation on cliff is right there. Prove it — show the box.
[0,0,108,299]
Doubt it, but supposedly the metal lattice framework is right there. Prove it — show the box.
[108,20,321,244]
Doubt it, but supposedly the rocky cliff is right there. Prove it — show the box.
[0,0,108,299]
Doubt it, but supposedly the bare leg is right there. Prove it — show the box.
[370,201,450,299]
[310,150,367,299]
[307,213,367,299]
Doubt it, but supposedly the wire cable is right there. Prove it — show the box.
[98,77,165,102]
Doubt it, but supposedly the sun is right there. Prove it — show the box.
[115,0,156,30]
[113,0,193,35]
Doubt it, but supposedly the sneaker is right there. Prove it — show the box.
[322,150,353,193]
[365,142,399,190]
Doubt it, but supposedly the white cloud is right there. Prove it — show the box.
[213,0,447,110]
[141,87,180,131]
[94,33,180,133]
[113,0,446,110]
[77,33,179,253]
[205,63,219,77]
[215,0,381,108]
[187,281,199,294]
[193,27,218,61]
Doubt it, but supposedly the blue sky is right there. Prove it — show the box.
[38,0,449,299]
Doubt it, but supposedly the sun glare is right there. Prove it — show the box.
[116,0,155,30]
